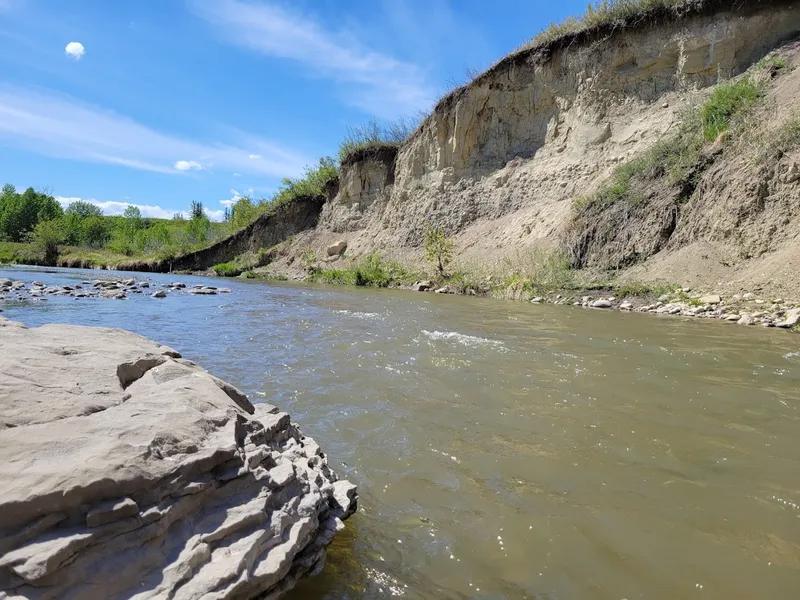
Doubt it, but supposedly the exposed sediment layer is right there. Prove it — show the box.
[0,317,356,599]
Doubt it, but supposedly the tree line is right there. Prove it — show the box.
[0,184,222,264]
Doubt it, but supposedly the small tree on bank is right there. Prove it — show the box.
[423,223,454,278]
[31,219,65,265]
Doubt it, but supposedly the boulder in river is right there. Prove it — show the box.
[0,317,356,599]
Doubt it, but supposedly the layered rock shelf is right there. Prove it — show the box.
[0,318,356,599]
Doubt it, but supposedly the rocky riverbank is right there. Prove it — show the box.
[0,318,356,599]
[0,276,227,303]
[407,281,800,331]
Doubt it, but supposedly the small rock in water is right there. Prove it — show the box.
[531,296,543,303]
[151,290,167,299]
[591,299,613,308]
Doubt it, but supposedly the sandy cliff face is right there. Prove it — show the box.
[308,0,800,293]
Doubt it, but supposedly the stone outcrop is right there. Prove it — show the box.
[0,318,356,599]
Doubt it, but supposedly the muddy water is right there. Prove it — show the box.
[2,265,799,599]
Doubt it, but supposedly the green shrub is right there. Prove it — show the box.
[495,249,576,298]
[312,252,417,288]
[268,157,339,209]
[581,128,702,209]
[758,55,791,74]
[701,77,762,141]
[30,219,65,265]
[213,262,242,277]
[423,223,454,277]
[612,280,673,298]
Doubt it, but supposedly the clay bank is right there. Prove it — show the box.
[0,316,356,599]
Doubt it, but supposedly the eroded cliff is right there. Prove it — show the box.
[293,0,800,295]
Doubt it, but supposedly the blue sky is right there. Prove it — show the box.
[0,0,586,220]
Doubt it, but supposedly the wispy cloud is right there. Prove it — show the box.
[174,160,204,171]
[188,0,435,118]
[0,86,311,177]
[56,195,227,222]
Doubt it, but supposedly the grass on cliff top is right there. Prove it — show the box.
[338,118,419,165]
[527,0,690,47]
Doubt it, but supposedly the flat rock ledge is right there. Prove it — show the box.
[0,317,357,600]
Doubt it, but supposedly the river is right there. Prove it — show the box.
[1,265,799,599]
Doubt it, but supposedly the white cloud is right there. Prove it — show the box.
[220,186,254,207]
[188,0,434,117]
[56,195,228,222]
[232,172,241,177]
[204,208,225,221]
[174,159,204,171]
[56,196,175,219]
[65,41,85,60]
[248,154,260,159]
[0,86,311,177]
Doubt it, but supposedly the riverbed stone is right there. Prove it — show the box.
[699,294,721,304]
[776,308,800,328]
[591,299,613,308]
[0,318,355,599]
[151,290,167,298]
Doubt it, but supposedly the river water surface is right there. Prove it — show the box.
[1,265,799,599]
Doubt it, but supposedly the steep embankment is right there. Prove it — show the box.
[266,0,800,296]
[168,0,800,299]
[133,195,327,273]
